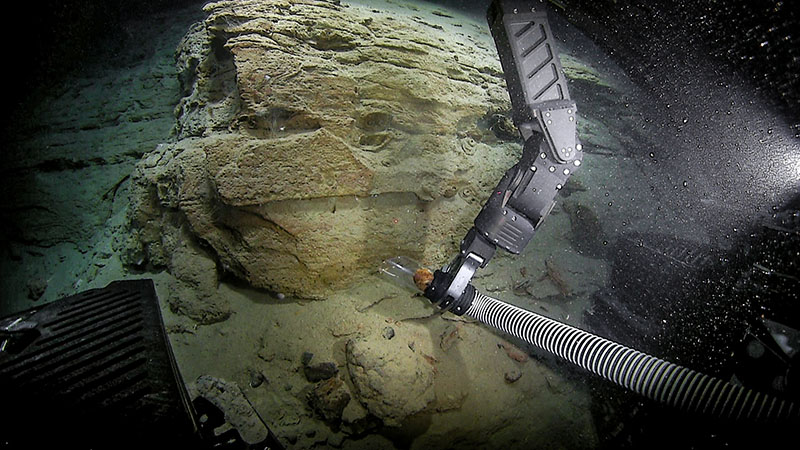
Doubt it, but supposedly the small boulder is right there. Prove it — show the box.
[345,337,435,427]
[307,377,351,422]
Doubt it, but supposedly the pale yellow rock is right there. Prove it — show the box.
[345,337,435,427]
[128,0,519,298]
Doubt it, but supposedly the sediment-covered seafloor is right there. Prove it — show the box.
[1,0,663,448]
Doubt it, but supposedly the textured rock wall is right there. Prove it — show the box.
[128,0,521,298]
[1,12,195,246]
[0,5,207,314]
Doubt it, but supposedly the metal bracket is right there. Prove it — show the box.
[534,100,580,163]
[441,252,484,311]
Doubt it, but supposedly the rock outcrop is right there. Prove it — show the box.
[127,0,519,298]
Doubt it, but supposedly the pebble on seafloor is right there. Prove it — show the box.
[27,277,48,301]
[249,369,267,388]
[302,351,314,366]
[504,370,523,383]
[498,341,529,363]
[302,351,339,382]
[382,326,395,340]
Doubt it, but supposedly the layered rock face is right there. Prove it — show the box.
[2,15,188,247]
[128,0,520,298]
[0,6,204,313]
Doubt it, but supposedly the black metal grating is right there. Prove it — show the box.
[0,279,198,449]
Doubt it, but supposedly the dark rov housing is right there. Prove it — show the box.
[0,280,283,450]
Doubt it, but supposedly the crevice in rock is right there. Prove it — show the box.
[235,107,322,139]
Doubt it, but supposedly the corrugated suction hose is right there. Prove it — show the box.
[465,290,798,422]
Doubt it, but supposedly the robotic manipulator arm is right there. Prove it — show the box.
[423,0,583,315]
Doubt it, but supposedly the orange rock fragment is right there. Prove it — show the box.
[413,268,434,291]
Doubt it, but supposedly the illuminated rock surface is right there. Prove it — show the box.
[345,337,435,427]
[127,0,520,298]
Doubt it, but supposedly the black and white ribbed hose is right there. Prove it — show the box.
[465,289,797,423]
[379,257,799,423]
